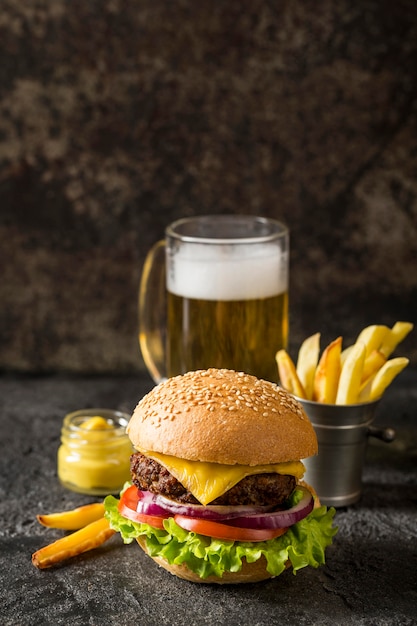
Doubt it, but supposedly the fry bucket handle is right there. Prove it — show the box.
[367,426,396,443]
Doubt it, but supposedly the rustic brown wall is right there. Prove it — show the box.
[1,0,416,373]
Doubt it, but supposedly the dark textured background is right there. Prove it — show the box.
[1,0,416,374]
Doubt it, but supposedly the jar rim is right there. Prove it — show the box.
[65,408,129,425]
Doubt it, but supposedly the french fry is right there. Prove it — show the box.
[358,357,409,402]
[296,332,320,400]
[340,344,354,366]
[335,341,366,405]
[355,324,390,357]
[379,322,414,358]
[37,502,105,531]
[313,337,342,404]
[32,517,115,569]
[276,350,306,398]
[361,350,387,383]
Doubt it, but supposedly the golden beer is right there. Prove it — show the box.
[139,216,289,384]
[167,291,288,382]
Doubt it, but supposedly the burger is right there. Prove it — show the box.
[105,368,337,583]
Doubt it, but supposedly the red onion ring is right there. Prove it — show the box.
[134,486,314,529]
[226,486,314,529]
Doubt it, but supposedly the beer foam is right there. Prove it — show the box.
[167,244,288,300]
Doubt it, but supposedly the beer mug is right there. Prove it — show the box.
[139,215,289,383]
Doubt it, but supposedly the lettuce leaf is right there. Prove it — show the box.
[104,488,337,580]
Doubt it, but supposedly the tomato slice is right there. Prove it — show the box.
[174,514,288,542]
[118,486,168,530]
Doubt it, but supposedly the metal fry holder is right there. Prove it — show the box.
[300,398,395,507]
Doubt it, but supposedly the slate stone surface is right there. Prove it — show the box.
[1,1,417,374]
[1,369,416,626]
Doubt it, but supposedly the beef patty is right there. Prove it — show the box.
[130,451,296,506]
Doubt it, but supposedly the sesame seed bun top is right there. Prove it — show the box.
[127,368,318,466]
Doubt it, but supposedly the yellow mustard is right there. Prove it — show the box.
[57,409,133,495]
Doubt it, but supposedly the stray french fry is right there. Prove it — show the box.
[32,517,115,569]
[276,350,306,398]
[355,325,390,357]
[335,341,366,405]
[296,333,320,400]
[37,502,105,531]
[379,322,414,358]
[359,357,409,402]
[313,337,342,404]
[361,350,387,383]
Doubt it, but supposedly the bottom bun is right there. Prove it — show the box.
[136,537,286,584]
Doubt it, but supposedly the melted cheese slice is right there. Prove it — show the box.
[141,449,305,505]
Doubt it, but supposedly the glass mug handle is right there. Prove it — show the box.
[138,240,167,384]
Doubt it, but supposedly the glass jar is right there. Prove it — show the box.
[57,408,133,496]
